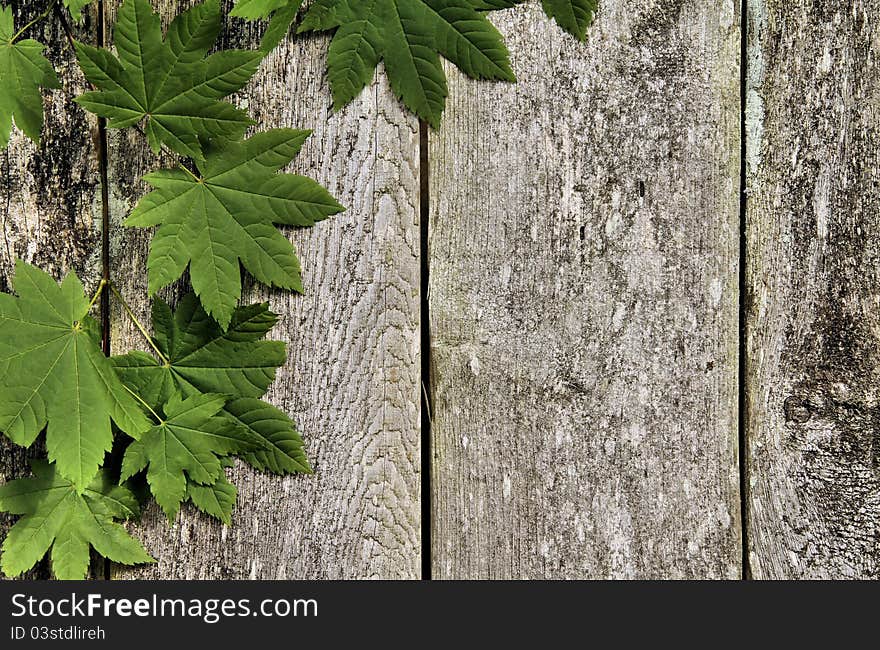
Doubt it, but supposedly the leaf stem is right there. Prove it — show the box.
[87,278,108,313]
[52,1,78,53]
[11,2,57,43]
[177,163,201,181]
[108,282,170,366]
[121,383,164,425]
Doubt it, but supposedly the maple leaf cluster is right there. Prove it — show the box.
[0,0,326,579]
[0,261,312,578]
[0,0,597,579]
[75,0,344,324]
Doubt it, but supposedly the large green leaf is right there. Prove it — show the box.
[0,261,151,490]
[113,293,312,476]
[114,293,286,400]
[125,128,344,328]
[121,392,257,521]
[74,0,261,160]
[299,0,516,127]
[0,460,153,579]
[0,5,60,149]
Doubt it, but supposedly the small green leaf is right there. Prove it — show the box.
[231,0,292,20]
[0,260,151,490]
[125,129,344,327]
[0,460,153,580]
[260,0,304,53]
[0,5,60,149]
[121,392,258,521]
[187,465,236,525]
[74,0,262,160]
[63,0,94,21]
[472,0,598,41]
[543,0,597,40]
[299,0,516,127]
[226,398,311,474]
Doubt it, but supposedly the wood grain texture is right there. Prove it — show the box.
[107,2,422,579]
[0,1,101,579]
[745,0,880,579]
[428,1,742,579]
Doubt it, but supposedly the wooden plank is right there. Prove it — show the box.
[108,3,422,579]
[0,1,101,579]
[428,1,742,579]
[745,0,880,578]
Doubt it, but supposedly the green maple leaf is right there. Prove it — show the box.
[231,0,296,20]
[472,0,597,41]
[0,5,60,149]
[121,392,257,521]
[299,0,516,127]
[74,0,262,160]
[0,460,153,580]
[0,261,151,490]
[64,0,93,21]
[113,293,311,476]
[125,128,344,328]
[118,293,287,401]
[187,458,236,525]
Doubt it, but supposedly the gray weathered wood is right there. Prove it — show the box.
[0,1,101,579]
[428,1,742,579]
[745,0,880,579]
[108,2,422,579]
[7,0,876,584]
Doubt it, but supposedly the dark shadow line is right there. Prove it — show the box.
[738,0,752,581]
[93,0,113,582]
[419,119,433,581]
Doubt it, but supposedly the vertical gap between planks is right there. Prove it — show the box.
[97,1,111,360]
[95,0,114,581]
[738,0,751,580]
[419,119,433,580]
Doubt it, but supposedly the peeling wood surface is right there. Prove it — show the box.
[0,0,100,579]
[745,0,880,579]
[428,1,743,579]
[107,2,422,579]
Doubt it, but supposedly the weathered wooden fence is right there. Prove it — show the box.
[1,0,878,579]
